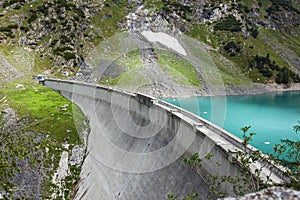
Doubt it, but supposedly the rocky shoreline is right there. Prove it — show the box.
[135,82,300,98]
[224,83,300,96]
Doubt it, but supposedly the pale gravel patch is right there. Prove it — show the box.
[52,151,70,182]
[51,151,70,199]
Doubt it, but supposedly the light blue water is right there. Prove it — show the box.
[163,91,300,154]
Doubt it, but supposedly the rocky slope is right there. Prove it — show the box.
[0,0,300,199]
[89,0,299,97]
[79,0,300,97]
[0,0,299,93]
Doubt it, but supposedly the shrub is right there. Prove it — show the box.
[223,41,242,55]
[214,15,242,32]
[14,4,22,10]
[258,2,262,7]
[49,39,58,48]
[37,5,48,14]
[61,35,71,43]
[0,27,12,32]
[249,54,299,84]
[53,46,73,54]
[180,122,300,199]
[2,1,10,8]
[50,18,57,24]
[7,24,18,29]
[0,24,18,32]
[63,52,76,60]
[27,12,38,24]
[248,26,259,38]
[2,0,25,8]
[20,26,29,32]
[244,5,250,13]
[73,7,85,18]
[276,67,290,84]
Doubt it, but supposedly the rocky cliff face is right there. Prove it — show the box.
[1,0,299,85]
[1,0,103,74]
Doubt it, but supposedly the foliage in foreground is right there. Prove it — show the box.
[273,121,300,190]
[169,121,300,199]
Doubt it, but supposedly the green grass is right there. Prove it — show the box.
[3,80,85,145]
[241,0,258,7]
[186,23,220,48]
[91,0,131,40]
[185,5,300,84]
[263,29,300,57]
[100,50,147,89]
[156,49,202,87]
[208,51,252,85]
[189,26,292,83]
[0,44,35,74]
[0,80,87,199]
[250,28,291,66]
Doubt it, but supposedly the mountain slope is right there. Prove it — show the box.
[0,0,299,199]
[0,0,299,87]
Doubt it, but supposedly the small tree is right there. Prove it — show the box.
[273,121,300,190]
[172,122,300,199]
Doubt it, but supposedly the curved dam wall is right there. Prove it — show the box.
[44,79,286,200]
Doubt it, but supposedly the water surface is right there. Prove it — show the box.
[163,91,300,154]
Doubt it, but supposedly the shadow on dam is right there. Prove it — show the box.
[44,79,286,200]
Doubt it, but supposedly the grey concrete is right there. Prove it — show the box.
[44,79,288,200]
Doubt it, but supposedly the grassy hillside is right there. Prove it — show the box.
[0,0,299,85]
[0,79,88,199]
[0,0,299,198]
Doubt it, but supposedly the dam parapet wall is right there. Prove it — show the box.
[44,79,288,199]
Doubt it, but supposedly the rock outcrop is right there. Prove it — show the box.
[222,187,300,200]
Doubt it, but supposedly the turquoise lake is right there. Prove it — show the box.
[162,91,300,154]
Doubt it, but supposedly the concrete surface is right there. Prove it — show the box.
[44,79,287,200]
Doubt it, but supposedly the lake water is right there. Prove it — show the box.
[162,91,300,154]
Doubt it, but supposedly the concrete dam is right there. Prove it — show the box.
[44,79,286,200]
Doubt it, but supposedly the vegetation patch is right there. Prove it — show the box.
[2,0,26,9]
[100,51,147,89]
[0,80,88,199]
[53,46,73,55]
[214,15,243,32]
[208,50,251,86]
[0,23,18,32]
[186,23,220,48]
[247,26,259,38]
[172,122,300,199]
[223,41,243,57]
[156,49,202,87]
[248,54,300,84]
[145,0,192,21]
[0,45,35,75]
[91,0,132,40]
[265,0,300,15]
